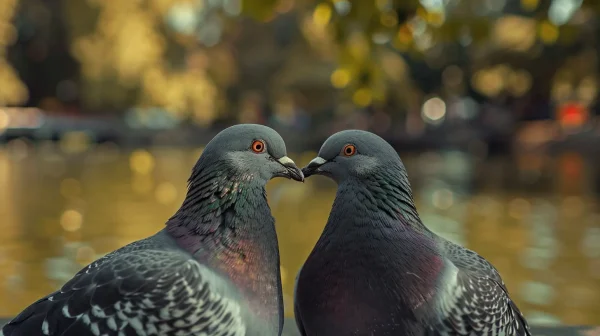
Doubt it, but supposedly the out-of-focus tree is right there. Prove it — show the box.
[238,0,421,107]
[61,0,220,125]
[0,0,28,106]
[1,0,600,122]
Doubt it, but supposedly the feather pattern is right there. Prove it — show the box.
[429,251,530,335]
[295,130,531,336]
[167,159,283,333]
[1,234,248,336]
[3,124,293,336]
[296,171,531,335]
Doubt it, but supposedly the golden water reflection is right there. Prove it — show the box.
[0,144,599,325]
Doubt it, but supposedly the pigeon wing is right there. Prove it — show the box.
[441,241,506,286]
[426,246,531,336]
[2,248,246,336]
[428,271,530,336]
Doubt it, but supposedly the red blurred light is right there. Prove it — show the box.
[558,102,587,127]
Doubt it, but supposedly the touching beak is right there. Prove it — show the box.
[276,156,304,182]
[301,156,326,178]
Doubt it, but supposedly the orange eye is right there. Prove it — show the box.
[342,144,356,156]
[251,140,266,153]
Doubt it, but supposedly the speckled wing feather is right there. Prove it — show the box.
[1,239,245,336]
[441,241,505,285]
[427,241,531,336]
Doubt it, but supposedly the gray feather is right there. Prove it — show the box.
[429,252,530,335]
[3,124,300,336]
[2,233,249,336]
[296,130,531,336]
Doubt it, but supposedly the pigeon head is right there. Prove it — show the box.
[302,130,424,227]
[302,130,404,183]
[196,124,303,183]
[170,124,303,243]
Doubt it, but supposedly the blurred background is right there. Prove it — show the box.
[0,0,600,328]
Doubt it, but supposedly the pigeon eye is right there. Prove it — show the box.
[342,144,356,157]
[251,140,266,153]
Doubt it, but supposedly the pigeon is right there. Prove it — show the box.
[294,130,531,336]
[1,124,304,336]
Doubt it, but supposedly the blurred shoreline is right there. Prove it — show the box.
[3,112,600,156]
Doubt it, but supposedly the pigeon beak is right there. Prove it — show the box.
[276,156,304,182]
[301,156,326,178]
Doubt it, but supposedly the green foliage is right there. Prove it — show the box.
[242,0,280,21]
